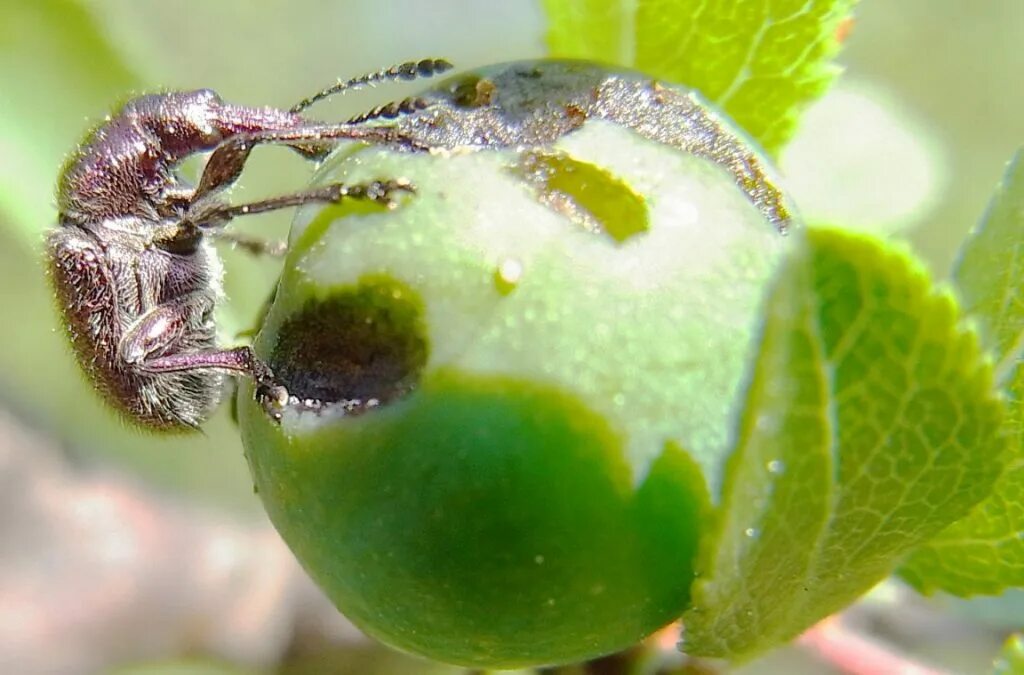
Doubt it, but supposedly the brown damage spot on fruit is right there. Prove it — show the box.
[511,150,649,244]
[270,275,428,415]
[449,75,497,108]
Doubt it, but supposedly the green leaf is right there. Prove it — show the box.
[682,228,1004,660]
[538,0,638,64]
[993,634,1024,675]
[952,149,1024,383]
[541,0,857,153]
[897,151,1024,597]
[898,364,1023,596]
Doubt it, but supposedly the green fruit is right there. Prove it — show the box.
[239,61,793,668]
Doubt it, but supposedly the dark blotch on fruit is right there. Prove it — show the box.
[270,276,428,413]
[449,75,497,108]
[512,150,650,244]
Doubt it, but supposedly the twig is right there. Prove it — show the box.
[798,616,950,675]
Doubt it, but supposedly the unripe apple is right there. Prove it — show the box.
[239,60,794,668]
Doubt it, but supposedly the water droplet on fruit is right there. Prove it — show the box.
[493,260,522,296]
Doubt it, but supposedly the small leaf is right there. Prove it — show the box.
[953,148,1024,383]
[682,229,1004,660]
[993,634,1024,675]
[541,0,858,153]
[541,0,638,64]
[899,366,1024,596]
[897,151,1024,597]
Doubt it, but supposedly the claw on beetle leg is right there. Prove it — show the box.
[256,382,290,422]
[339,177,416,210]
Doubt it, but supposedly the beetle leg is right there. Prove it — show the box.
[209,230,287,257]
[141,346,290,413]
[119,302,197,367]
[192,125,426,203]
[142,344,266,378]
[192,136,256,201]
[188,178,414,227]
[121,297,288,412]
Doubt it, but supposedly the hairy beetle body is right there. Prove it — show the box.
[49,225,223,429]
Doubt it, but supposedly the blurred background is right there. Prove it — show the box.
[0,1,1020,673]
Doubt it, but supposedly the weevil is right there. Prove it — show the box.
[48,59,452,431]
[49,58,793,430]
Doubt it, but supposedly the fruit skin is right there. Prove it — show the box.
[241,369,708,667]
[239,60,792,667]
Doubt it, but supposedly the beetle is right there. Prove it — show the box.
[49,58,793,431]
[47,59,452,431]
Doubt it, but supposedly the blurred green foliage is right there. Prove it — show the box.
[993,634,1024,675]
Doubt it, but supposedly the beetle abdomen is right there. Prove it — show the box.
[47,226,221,431]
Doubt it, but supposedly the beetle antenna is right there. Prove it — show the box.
[345,96,433,124]
[289,58,453,114]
